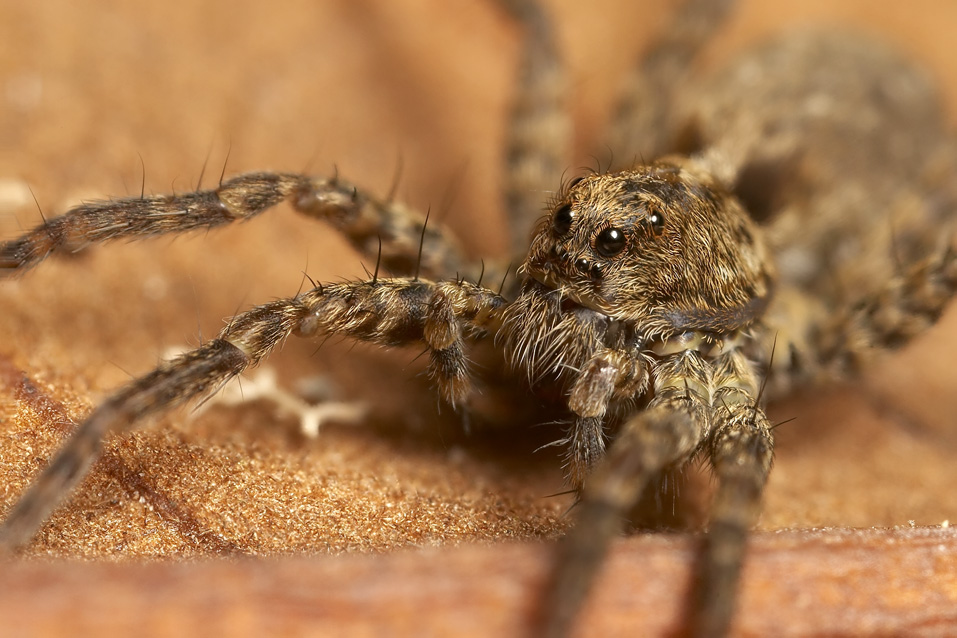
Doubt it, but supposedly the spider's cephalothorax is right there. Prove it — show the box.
[522,161,772,334]
[3,0,957,637]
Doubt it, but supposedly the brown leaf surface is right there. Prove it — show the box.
[3,528,957,637]
[2,0,957,636]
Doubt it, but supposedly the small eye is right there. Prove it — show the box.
[594,227,627,257]
[648,210,666,235]
[552,203,574,236]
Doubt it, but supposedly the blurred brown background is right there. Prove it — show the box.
[2,0,957,636]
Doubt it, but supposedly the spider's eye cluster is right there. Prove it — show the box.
[552,203,574,236]
[648,210,666,235]
[595,227,627,257]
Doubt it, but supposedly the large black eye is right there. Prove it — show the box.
[552,203,574,236]
[595,227,627,257]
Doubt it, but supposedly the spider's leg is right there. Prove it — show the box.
[498,0,571,257]
[686,351,772,638]
[688,402,772,637]
[0,171,465,280]
[296,278,506,408]
[0,276,506,553]
[740,224,957,397]
[292,175,465,279]
[796,238,957,380]
[0,295,307,553]
[538,349,711,638]
[607,0,735,165]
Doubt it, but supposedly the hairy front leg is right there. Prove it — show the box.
[687,349,773,638]
[688,401,773,637]
[538,349,712,638]
[0,276,506,553]
[0,171,465,280]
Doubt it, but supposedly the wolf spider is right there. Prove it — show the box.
[3,0,957,636]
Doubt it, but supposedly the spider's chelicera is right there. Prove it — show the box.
[3,1,957,637]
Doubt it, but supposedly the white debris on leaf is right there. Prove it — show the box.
[214,367,367,437]
[163,347,367,437]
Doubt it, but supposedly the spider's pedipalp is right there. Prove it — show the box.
[563,416,606,491]
[565,347,650,488]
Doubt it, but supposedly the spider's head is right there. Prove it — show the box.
[521,160,774,337]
